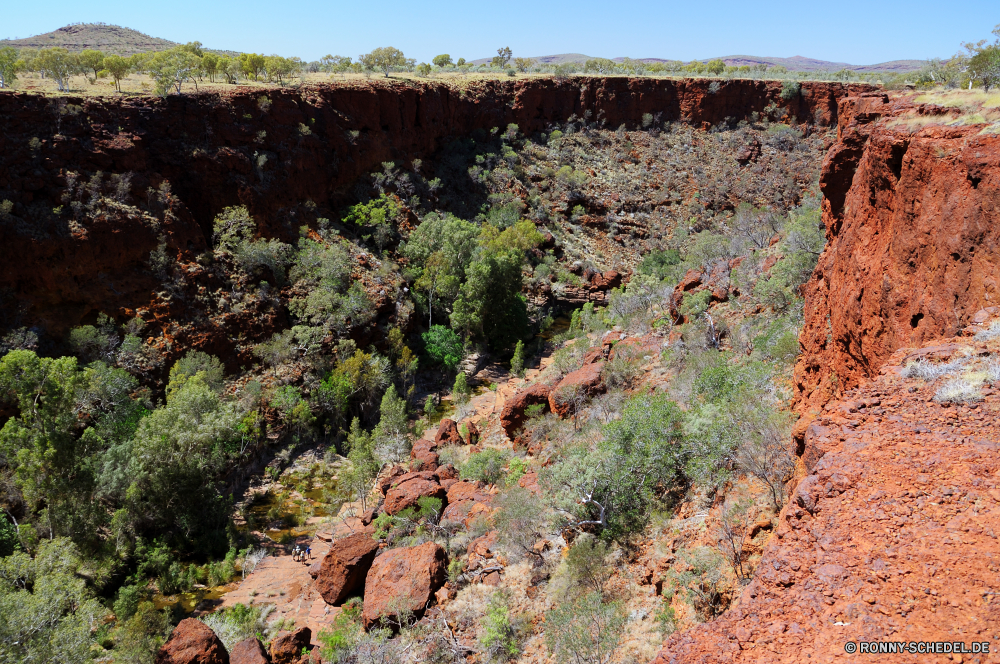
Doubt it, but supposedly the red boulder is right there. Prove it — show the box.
[383,475,447,515]
[435,418,463,446]
[549,361,605,417]
[230,637,270,664]
[155,618,229,664]
[270,627,311,664]
[362,542,447,630]
[316,532,381,606]
[499,382,552,438]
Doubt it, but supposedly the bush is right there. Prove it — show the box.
[462,448,509,486]
[545,592,625,664]
[779,80,801,101]
[200,603,275,651]
[423,325,463,371]
[510,340,525,377]
[638,249,683,282]
[480,590,520,662]
[453,372,471,404]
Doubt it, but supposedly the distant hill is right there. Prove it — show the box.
[0,23,178,56]
[472,52,927,73]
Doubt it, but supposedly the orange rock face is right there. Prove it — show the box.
[362,542,447,630]
[796,92,1000,411]
[315,532,380,606]
[155,618,229,664]
[653,332,1000,663]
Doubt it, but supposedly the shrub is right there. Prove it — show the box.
[780,80,801,101]
[423,325,464,371]
[510,340,525,377]
[565,534,612,595]
[901,358,964,381]
[934,378,983,403]
[545,592,625,664]
[638,249,682,282]
[453,372,471,404]
[493,487,546,562]
[462,448,509,485]
[200,603,276,651]
[480,590,520,662]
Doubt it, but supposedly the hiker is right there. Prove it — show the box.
[292,545,299,562]
[306,546,312,561]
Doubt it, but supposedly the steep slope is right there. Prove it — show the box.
[795,93,1000,411]
[655,327,1000,662]
[0,78,869,338]
[650,92,1000,663]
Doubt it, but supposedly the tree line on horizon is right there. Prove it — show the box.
[0,24,998,96]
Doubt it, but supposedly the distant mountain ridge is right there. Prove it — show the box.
[471,52,926,72]
[0,24,178,56]
[0,23,238,58]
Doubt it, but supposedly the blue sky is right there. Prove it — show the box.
[4,0,999,65]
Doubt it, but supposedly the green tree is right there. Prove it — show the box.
[373,384,409,463]
[492,47,513,69]
[432,54,453,68]
[422,325,463,371]
[451,248,529,350]
[103,54,130,92]
[148,48,201,95]
[35,47,77,91]
[239,53,266,81]
[359,47,407,77]
[513,57,534,73]
[706,59,725,75]
[510,340,525,377]
[452,372,471,404]
[0,538,108,664]
[201,53,219,82]
[0,46,23,88]
[341,419,380,510]
[77,49,104,81]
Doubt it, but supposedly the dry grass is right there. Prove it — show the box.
[887,89,1000,134]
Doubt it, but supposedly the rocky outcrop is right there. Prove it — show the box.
[269,627,311,664]
[362,542,447,630]
[434,419,463,446]
[155,618,229,664]
[316,532,380,606]
[0,79,869,346]
[499,381,553,438]
[229,638,270,664]
[410,438,439,472]
[795,92,1000,411]
[652,330,1000,663]
[383,471,447,515]
[548,361,605,417]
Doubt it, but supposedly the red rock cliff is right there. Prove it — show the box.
[795,93,1000,410]
[0,78,869,337]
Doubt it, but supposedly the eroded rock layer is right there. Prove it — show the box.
[795,93,1000,410]
[0,79,868,337]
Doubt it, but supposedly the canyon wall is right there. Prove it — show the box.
[0,78,869,336]
[794,93,1000,410]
